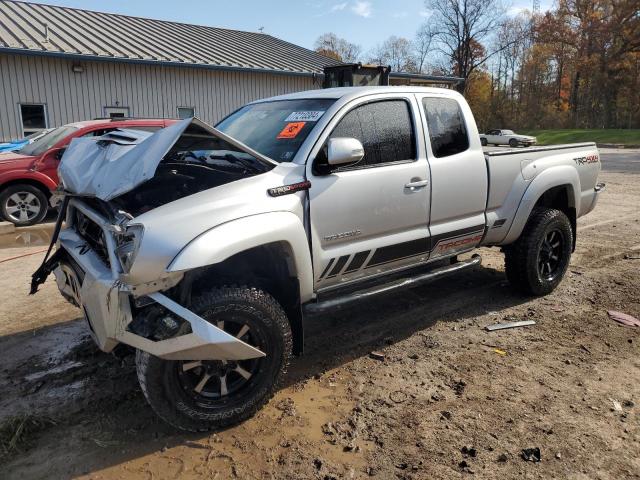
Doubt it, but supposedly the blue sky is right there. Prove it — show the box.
[24,0,554,53]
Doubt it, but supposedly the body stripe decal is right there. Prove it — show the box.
[319,258,335,279]
[367,238,429,267]
[319,224,487,281]
[326,255,349,278]
[344,250,370,273]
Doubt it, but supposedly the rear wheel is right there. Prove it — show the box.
[0,184,48,226]
[480,138,488,147]
[136,286,292,432]
[504,208,572,296]
[509,138,518,148]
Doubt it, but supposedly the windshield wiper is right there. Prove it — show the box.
[208,153,267,173]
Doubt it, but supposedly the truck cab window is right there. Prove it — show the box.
[423,98,469,158]
[325,99,416,170]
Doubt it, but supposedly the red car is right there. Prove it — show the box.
[0,118,176,226]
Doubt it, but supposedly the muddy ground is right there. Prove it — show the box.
[0,162,638,479]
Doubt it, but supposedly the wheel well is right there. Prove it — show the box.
[0,179,52,199]
[534,185,577,250]
[174,242,304,355]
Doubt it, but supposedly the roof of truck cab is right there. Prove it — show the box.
[253,86,462,103]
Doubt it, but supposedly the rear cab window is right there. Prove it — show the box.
[216,99,336,162]
[422,97,469,158]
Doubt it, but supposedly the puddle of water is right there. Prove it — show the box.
[0,225,54,249]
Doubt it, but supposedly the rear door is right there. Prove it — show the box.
[417,94,488,259]
[307,93,431,291]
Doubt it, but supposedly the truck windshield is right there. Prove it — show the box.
[19,126,78,157]
[216,99,336,162]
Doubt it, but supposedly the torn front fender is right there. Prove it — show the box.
[168,211,314,303]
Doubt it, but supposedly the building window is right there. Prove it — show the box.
[20,104,48,136]
[177,107,195,119]
[104,106,130,118]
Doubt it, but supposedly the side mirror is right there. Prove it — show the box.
[53,148,66,161]
[327,137,364,167]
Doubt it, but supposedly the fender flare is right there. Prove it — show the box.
[0,170,57,192]
[167,211,314,302]
[503,165,580,244]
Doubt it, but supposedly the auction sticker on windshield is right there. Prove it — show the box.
[277,122,306,139]
[285,111,325,122]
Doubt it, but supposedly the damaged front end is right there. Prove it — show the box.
[32,118,277,361]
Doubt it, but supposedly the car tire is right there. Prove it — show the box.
[0,184,49,226]
[480,138,488,147]
[136,286,292,432]
[504,208,573,296]
[509,138,518,148]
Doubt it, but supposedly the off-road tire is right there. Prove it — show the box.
[481,138,488,147]
[136,286,292,432]
[509,138,519,148]
[504,208,573,296]
[0,184,48,226]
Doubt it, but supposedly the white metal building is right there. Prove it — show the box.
[0,0,338,141]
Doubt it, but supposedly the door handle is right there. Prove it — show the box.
[404,179,429,190]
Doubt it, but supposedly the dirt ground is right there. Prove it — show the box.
[0,166,638,479]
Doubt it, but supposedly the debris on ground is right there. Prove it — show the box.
[461,446,477,457]
[369,351,385,361]
[607,310,640,327]
[389,390,408,403]
[451,380,467,396]
[485,320,536,331]
[610,399,623,412]
[493,348,507,356]
[0,414,57,459]
[521,447,541,462]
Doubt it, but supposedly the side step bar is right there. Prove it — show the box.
[304,255,482,314]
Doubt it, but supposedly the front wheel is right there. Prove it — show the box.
[480,138,488,147]
[509,138,519,148]
[0,184,48,226]
[504,208,573,296]
[136,287,292,432]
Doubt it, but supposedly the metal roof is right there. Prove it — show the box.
[0,0,340,76]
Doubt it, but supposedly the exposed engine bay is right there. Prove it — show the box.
[110,123,272,216]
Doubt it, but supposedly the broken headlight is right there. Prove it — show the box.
[115,224,144,273]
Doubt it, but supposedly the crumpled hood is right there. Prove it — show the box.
[58,117,276,201]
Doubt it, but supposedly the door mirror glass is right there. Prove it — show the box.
[327,137,364,167]
[52,147,66,161]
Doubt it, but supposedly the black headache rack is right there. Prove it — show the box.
[322,63,464,90]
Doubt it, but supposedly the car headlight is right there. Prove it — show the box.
[115,224,144,273]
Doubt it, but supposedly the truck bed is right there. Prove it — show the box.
[482,142,601,246]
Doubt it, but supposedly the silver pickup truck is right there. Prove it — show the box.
[32,86,603,431]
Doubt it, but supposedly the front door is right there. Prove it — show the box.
[306,94,431,292]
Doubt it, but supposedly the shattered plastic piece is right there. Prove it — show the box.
[485,320,536,331]
[493,348,507,356]
[607,311,640,327]
[521,447,541,462]
[369,351,385,361]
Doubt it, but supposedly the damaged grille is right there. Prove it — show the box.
[73,209,111,267]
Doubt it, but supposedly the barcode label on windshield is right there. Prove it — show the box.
[285,111,325,122]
